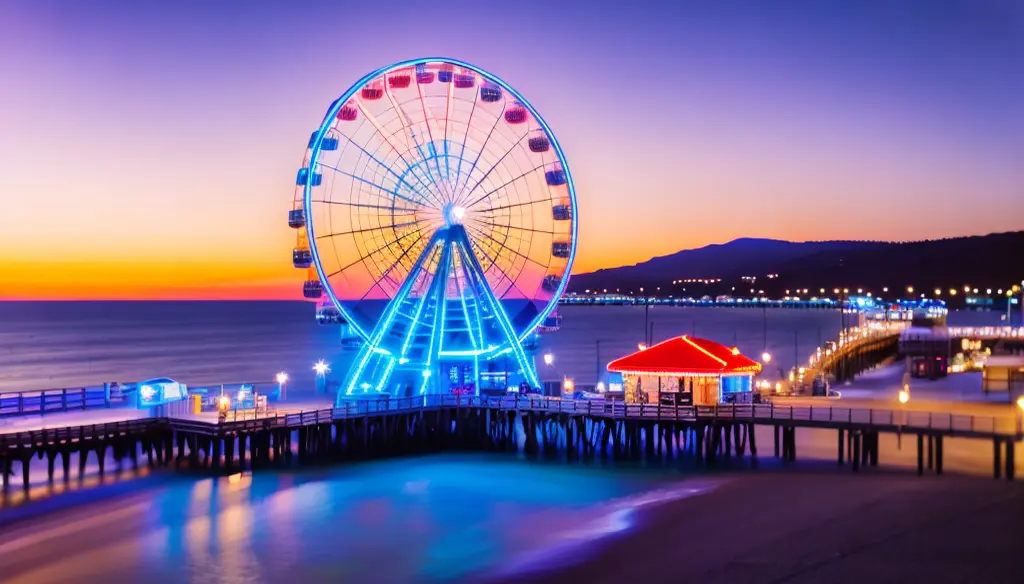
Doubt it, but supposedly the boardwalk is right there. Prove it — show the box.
[2,395,1021,498]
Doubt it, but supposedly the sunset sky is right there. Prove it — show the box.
[2,0,1022,300]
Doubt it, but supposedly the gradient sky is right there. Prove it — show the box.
[2,0,1022,299]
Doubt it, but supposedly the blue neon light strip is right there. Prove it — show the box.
[342,229,445,397]
[452,226,540,387]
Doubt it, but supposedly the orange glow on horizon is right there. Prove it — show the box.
[0,259,301,301]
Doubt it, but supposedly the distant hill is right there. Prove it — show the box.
[567,232,1024,299]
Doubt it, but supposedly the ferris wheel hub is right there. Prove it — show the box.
[443,203,466,226]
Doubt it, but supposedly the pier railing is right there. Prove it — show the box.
[2,395,1018,443]
[0,386,124,418]
[204,395,1019,438]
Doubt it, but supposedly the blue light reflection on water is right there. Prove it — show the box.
[1,455,716,584]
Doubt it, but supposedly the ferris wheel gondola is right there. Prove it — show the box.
[287,58,578,400]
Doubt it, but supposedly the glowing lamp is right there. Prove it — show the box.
[1017,396,1024,411]
[774,382,782,392]
[730,347,740,356]
[638,343,647,351]
[898,389,910,404]
[313,360,330,375]
[236,390,246,402]
[275,372,288,384]
[563,378,575,391]
[452,205,466,221]
[218,395,231,411]
[761,352,772,363]
[543,353,554,366]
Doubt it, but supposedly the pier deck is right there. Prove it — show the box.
[1,394,1020,495]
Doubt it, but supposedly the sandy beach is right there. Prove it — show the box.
[507,469,1024,584]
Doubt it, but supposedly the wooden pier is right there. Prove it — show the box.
[2,396,1020,498]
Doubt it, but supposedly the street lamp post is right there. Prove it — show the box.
[641,287,650,344]
[276,372,288,401]
[1007,290,1014,324]
[313,360,330,395]
[762,301,768,355]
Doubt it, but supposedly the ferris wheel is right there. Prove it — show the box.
[288,58,577,399]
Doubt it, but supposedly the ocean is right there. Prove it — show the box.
[0,301,1005,393]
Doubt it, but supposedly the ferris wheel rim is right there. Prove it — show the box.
[304,57,579,344]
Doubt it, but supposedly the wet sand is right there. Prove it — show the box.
[506,469,1024,584]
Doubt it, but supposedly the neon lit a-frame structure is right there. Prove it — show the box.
[339,224,540,402]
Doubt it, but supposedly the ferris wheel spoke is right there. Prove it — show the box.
[356,230,429,302]
[356,101,446,208]
[451,106,504,200]
[333,131,436,207]
[462,162,548,210]
[442,77,455,180]
[385,87,448,204]
[413,81,446,182]
[315,200,419,214]
[464,222,549,271]
[317,161,428,209]
[326,222,433,279]
[459,225,533,301]
[470,219,556,237]
[315,219,422,241]
[474,197,553,215]
[453,87,480,190]
[456,131,530,206]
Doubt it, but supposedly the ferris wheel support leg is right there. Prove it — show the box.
[339,229,447,402]
[419,233,455,394]
[452,227,541,389]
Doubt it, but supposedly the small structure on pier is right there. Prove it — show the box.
[982,355,1024,400]
[898,326,950,379]
[137,378,187,408]
[607,336,761,406]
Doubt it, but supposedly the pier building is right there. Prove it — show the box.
[607,336,762,406]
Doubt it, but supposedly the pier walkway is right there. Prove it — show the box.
[786,324,1024,390]
[2,395,1021,497]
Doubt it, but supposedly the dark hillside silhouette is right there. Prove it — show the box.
[568,232,1024,299]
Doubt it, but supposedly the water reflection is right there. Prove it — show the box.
[0,455,716,583]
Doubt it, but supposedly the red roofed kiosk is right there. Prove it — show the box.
[607,336,762,406]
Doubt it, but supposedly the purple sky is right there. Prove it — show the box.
[1,0,1022,298]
